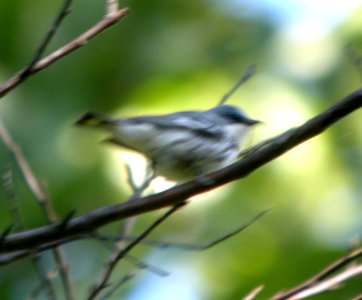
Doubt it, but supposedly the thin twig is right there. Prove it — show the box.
[272,246,362,299]
[0,225,14,245]
[2,165,23,231]
[346,44,362,82]
[89,163,156,299]
[0,151,57,299]
[0,236,83,266]
[290,264,362,299]
[0,120,48,203]
[125,254,170,277]
[1,88,362,253]
[97,208,271,251]
[351,293,362,300]
[88,203,185,300]
[0,7,129,99]
[218,64,256,106]
[238,136,275,158]
[243,285,264,300]
[126,162,156,200]
[0,207,269,266]
[27,264,58,300]
[20,0,73,78]
[0,120,74,300]
[99,273,136,300]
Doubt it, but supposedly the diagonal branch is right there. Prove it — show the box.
[116,208,271,251]
[290,264,362,299]
[87,203,184,300]
[0,88,361,253]
[0,209,270,265]
[0,7,128,99]
[272,247,362,299]
[88,163,156,299]
[0,120,74,300]
[218,64,256,106]
[1,166,57,299]
[20,0,73,79]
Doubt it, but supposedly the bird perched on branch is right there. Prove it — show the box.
[75,105,261,181]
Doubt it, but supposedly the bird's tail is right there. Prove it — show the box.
[75,112,115,128]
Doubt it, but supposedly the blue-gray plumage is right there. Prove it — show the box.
[76,105,260,181]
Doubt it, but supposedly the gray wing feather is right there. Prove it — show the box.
[126,111,223,138]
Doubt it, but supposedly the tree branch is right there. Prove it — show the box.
[1,166,57,299]
[87,203,184,300]
[0,7,128,99]
[290,264,362,299]
[0,209,269,265]
[0,88,361,253]
[0,120,74,300]
[20,0,73,79]
[272,246,362,299]
[218,64,256,106]
[88,164,156,299]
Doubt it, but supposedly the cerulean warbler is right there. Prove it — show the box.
[76,105,260,181]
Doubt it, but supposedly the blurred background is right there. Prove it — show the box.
[0,0,362,299]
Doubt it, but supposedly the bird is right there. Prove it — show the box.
[75,105,261,181]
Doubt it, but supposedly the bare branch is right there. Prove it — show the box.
[0,88,361,253]
[89,164,156,299]
[27,265,58,300]
[0,225,14,250]
[0,120,47,203]
[125,254,169,277]
[115,208,271,251]
[0,208,269,265]
[0,236,83,266]
[0,120,74,299]
[289,264,362,299]
[20,0,73,79]
[0,125,59,298]
[99,273,136,300]
[0,7,129,99]
[126,161,157,200]
[2,166,23,231]
[346,44,362,82]
[218,64,256,106]
[88,203,185,300]
[243,285,264,300]
[351,293,362,300]
[272,247,362,299]
[238,136,276,158]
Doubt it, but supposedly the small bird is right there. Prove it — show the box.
[75,105,261,181]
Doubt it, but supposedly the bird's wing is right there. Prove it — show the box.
[127,111,223,138]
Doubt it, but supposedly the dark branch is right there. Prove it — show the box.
[218,64,256,105]
[0,8,129,99]
[0,119,74,300]
[20,0,73,79]
[87,203,184,299]
[88,163,156,298]
[125,255,170,277]
[0,88,361,253]
[103,208,271,251]
[99,273,136,300]
[0,209,269,265]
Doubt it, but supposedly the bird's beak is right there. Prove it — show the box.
[246,118,263,126]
